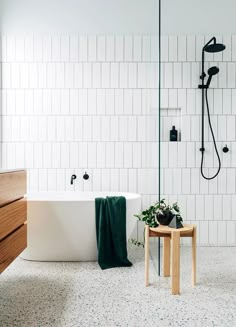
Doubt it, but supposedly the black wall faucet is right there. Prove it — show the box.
[71,174,77,185]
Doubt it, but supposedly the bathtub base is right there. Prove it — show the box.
[21,192,141,262]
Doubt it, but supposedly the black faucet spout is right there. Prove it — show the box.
[71,174,77,185]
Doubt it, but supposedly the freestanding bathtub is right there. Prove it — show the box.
[20,192,141,261]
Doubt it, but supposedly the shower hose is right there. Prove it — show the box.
[200,89,221,180]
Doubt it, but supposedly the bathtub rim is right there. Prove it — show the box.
[25,191,141,202]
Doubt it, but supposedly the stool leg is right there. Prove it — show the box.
[171,231,180,295]
[163,237,170,277]
[192,226,197,286]
[145,225,150,286]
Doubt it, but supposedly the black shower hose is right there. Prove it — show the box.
[200,88,221,180]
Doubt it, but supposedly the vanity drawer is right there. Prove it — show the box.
[0,199,27,241]
[0,224,27,273]
[0,170,26,208]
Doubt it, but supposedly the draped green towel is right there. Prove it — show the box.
[95,196,132,270]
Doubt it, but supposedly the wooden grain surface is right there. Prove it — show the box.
[0,199,27,241]
[0,170,26,208]
[0,224,27,273]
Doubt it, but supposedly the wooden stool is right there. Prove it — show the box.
[145,224,197,295]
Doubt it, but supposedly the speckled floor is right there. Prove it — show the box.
[0,246,236,327]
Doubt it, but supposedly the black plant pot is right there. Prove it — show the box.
[156,212,173,225]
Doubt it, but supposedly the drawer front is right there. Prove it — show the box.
[0,199,27,241]
[0,224,27,273]
[0,170,26,208]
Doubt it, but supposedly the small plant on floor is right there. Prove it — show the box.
[129,199,183,247]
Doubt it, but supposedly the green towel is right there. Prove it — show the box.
[95,196,132,270]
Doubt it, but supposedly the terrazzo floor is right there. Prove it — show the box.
[0,246,236,327]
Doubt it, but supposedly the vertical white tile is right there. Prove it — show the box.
[52,36,61,62]
[38,63,47,88]
[199,221,209,244]
[33,36,43,62]
[87,89,97,115]
[106,36,115,61]
[105,89,115,115]
[87,143,97,168]
[161,36,168,62]
[97,36,106,61]
[177,36,186,61]
[88,36,96,62]
[47,63,56,88]
[97,143,106,168]
[60,89,70,115]
[191,168,200,194]
[164,63,173,88]
[168,36,177,62]
[78,89,88,115]
[101,117,110,141]
[227,221,235,244]
[78,142,87,168]
[173,63,182,88]
[42,36,52,62]
[97,89,106,115]
[55,63,65,88]
[110,117,119,141]
[217,221,226,244]
[110,63,119,88]
[124,90,133,115]
[101,63,110,88]
[79,36,88,61]
[119,63,128,88]
[182,63,191,88]
[187,35,196,62]
[115,36,124,62]
[105,142,115,168]
[226,116,235,141]
[196,195,205,221]
[142,36,151,62]
[137,63,147,88]
[227,63,236,88]
[70,35,79,62]
[65,63,74,88]
[92,63,101,88]
[115,143,124,168]
[25,36,34,61]
[74,63,83,88]
[133,36,142,61]
[83,63,92,88]
[151,36,158,62]
[128,63,137,88]
[124,36,133,61]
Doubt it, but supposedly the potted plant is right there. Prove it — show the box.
[129,199,183,247]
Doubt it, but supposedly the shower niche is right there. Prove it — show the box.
[161,107,182,142]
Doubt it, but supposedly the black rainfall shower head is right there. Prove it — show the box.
[204,43,226,53]
[206,66,219,88]
[208,66,219,76]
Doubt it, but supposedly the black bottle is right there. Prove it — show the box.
[170,126,178,141]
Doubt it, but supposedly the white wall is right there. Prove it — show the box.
[162,0,236,35]
[0,0,158,34]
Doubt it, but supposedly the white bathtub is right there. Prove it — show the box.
[21,192,141,261]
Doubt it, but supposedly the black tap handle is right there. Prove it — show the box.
[83,172,89,180]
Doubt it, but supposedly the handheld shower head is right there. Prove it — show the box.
[206,66,219,89]
[208,66,219,76]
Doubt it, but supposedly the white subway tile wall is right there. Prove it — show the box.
[1,34,236,245]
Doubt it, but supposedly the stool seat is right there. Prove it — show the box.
[145,223,197,295]
[150,224,194,236]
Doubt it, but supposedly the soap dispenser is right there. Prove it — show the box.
[170,126,178,141]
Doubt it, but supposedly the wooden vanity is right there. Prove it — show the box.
[0,170,27,273]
